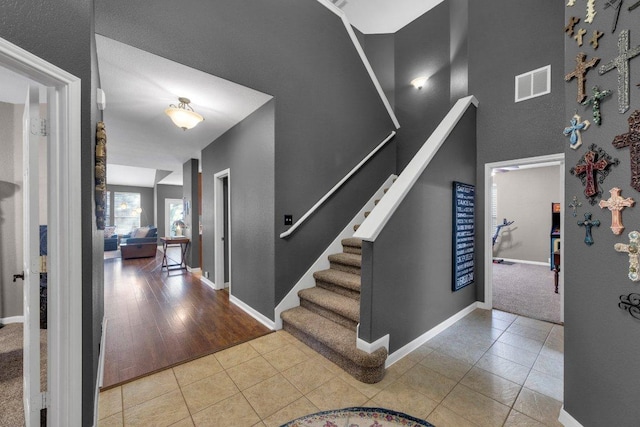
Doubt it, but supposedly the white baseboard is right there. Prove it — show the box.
[559,407,584,427]
[356,323,389,353]
[385,302,479,367]
[229,294,275,330]
[200,275,219,291]
[93,317,108,427]
[187,266,201,273]
[274,174,398,330]
[0,316,24,324]
[495,258,549,267]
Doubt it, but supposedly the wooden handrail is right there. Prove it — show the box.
[279,131,396,239]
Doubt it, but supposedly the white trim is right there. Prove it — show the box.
[280,132,396,239]
[0,36,83,426]
[559,407,584,427]
[515,65,551,103]
[274,175,397,329]
[0,316,25,324]
[484,154,565,321]
[316,0,399,129]
[386,302,479,367]
[356,323,389,353]
[93,318,108,427]
[214,169,231,291]
[186,266,201,273]
[229,294,275,330]
[355,96,478,242]
[200,275,217,291]
[494,258,549,267]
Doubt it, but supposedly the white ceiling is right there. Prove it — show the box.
[96,35,272,188]
[339,0,444,34]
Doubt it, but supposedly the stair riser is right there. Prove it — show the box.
[342,246,362,255]
[299,299,358,331]
[330,262,361,276]
[282,322,385,384]
[316,281,360,300]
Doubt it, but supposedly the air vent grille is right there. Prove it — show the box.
[515,65,551,102]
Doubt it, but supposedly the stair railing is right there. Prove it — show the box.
[354,96,479,242]
[279,131,396,239]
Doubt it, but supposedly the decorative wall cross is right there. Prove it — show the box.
[612,110,640,191]
[590,30,604,49]
[599,187,634,234]
[570,144,619,204]
[614,230,640,281]
[604,0,623,33]
[564,114,590,149]
[582,86,612,125]
[586,0,597,23]
[629,0,640,10]
[565,16,580,37]
[574,28,587,46]
[566,53,600,103]
[598,30,640,113]
[569,195,583,217]
[578,212,600,246]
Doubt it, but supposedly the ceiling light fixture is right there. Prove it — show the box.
[165,97,204,130]
[410,76,428,90]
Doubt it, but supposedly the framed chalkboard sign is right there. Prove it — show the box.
[452,181,475,291]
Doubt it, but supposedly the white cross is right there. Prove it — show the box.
[614,230,640,281]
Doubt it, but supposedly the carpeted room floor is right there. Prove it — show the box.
[492,262,561,324]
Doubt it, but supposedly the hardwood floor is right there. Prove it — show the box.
[102,247,272,389]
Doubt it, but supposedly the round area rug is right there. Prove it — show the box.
[280,407,435,427]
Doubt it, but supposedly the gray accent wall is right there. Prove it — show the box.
[492,166,561,263]
[156,184,183,238]
[95,0,396,306]
[564,4,640,424]
[182,159,199,268]
[360,107,477,349]
[468,0,565,303]
[201,101,275,318]
[0,1,100,423]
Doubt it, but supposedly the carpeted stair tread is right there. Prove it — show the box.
[281,306,387,368]
[328,252,361,267]
[314,269,361,293]
[299,287,360,323]
[341,237,362,248]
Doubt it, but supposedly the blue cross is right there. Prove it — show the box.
[564,114,590,149]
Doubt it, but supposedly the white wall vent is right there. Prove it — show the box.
[515,65,551,103]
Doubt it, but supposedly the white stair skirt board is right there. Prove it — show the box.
[0,316,25,324]
[274,174,398,330]
[494,258,549,267]
[384,302,479,367]
[200,275,217,291]
[229,294,276,330]
[94,317,108,427]
[559,407,585,427]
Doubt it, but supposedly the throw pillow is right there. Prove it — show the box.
[104,226,116,238]
[132,226,149,238]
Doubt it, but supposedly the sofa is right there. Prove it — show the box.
[120,226,158,259]
[104,226,118,251]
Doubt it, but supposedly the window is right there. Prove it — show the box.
[114,192,141,233]
[105,191,111,226]
[515,65,551,102]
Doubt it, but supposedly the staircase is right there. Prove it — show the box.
[281,194,390,384]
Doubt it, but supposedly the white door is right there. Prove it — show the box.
[23,85,43,426]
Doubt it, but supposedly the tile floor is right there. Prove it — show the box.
[97,309,564,427]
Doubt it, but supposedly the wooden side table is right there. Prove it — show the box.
[160,236,190,271]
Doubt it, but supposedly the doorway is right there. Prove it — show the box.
[214,169,231,290]
[0,37,83,425]
[484,154,565,323]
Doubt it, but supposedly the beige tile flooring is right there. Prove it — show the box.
[97,309,564,427]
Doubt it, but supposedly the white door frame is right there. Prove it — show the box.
[483,153,565,322]
[214,169,231,291]
[0,37,83,425]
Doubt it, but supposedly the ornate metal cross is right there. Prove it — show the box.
[614,230,640,281]
[604,0,623,33]
[629,0,640,10]
[566,52,600,103]
[570,145,618,204]
[578,212,600,246]
[599,187,634,235]
[564,114,590,149]
[612,110,640,191]
[569,195,583,217]
[582,86,612,125]
[598,30,640,113]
